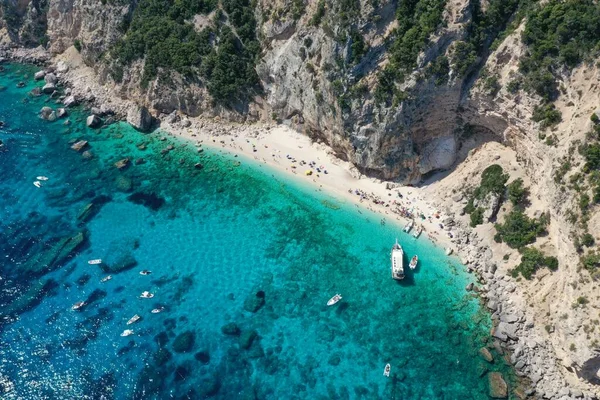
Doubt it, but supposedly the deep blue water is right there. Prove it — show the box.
[0,64,512,399]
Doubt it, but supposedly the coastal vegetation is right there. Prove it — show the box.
[464,164,508,227]
[511,247,558,280]
[109,0,259,105]
[494,210,548,249]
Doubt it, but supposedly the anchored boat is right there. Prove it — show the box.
[403,220,414,233]
[391,239,405,280]
[127,314,141,325]
[413,225,422,238]
[88,259,102,265]
[327,294,342,306]
[409,255,418,270]
[384,363,391,377]
[71,301,85,311]
[120,329,134,337]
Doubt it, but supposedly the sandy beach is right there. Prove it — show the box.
[162,119,458,252]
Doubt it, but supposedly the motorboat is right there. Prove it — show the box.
[120,329,134,337]
[100,275,112,283]
[384,363,391,377]
[403,220,414,233]
[33,181,41,188]
[151,307,164,314]
[140,291,154,299]
[71,301,85,311]
[36,176,49,181]
[88,259,102,265]
[139,270,152,276]
[327,294,342,306]
[409,255,418,270]
[127,314,141,325]
[413,225,422,238]
[391,239,405,280]
[445,247,453,256]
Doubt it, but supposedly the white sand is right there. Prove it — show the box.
[163,120,457,251]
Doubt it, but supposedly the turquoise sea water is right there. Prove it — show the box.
[0,63,512,399]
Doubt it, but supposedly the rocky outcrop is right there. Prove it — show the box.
[127,104,153,132]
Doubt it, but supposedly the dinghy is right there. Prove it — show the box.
[140,291,154,299]
[383,363,391,377]
[327,294,342,306]
[71,301,85,311]
[409,255,418,270]
[88,259,102,265]
[127,314,141,325]
[120,329,134,337]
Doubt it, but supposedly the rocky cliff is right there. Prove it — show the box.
[2,0,600,398]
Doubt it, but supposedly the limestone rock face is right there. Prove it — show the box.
[127,105,153,132]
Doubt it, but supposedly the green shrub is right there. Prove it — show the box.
[507,178,528,206]
[291,0,305,20]
[483,75,501,96]
[309,0,326,26]
[474,164,509,199]
[470,207,485,227]
[506,78,521,94]
[583,251,600,271]
[591,113,599,124]
[494,209,547,249]
[427,55,449,86]
[583,143,600,171]
[581,233,595,247]
[520,0,600,102]
[532,103,562,128]
[511,247,557,279]
[74,39,82,52]
[348,28,367,64]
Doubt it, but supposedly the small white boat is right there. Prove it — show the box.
[139,270,151,276]
[120,329,134,337]
[71,301,86,311]
[409,255,418,270]
[327,294,342,306]
[413,225,422,238]
[403,220,414,233]
[127,314,141,325]
[384,363,391,377]
[100,275,112,283]
[36,176,49,181]
[445,247,453,256]
[33,181,42,188]
[88,259,102,265]
[140,291,154,299]
[151,307,164,314]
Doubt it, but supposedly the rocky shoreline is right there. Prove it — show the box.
[432,202,597,400]
[1,45,598,399]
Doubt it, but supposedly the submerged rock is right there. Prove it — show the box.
[71,140,88,152]
[115,176,133,192]
[42,83,56,94]
[172,331,195,353]
[21,231,87,276]
[114,158,130,170]
[239,330,258,350]
[479,347,494,363]
[39,106,53,120]
[63,95,77,107]
[153,348,172,366]
[243,290,266,313]
[101,254,137,274]
[221,323,241,336]
[127,192,165,211]
[488,372,508,399]
[194,351,210,364]
[197,376,220,397]
[3,279,58,317]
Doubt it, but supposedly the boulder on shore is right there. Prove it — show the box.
[57,108,68,118]
[488,372,508,398]
[127,104,153,132]
[34,70,46,80]
[86,115,102,128]
[42,83,56,94]
[479,347,494,363]
[44,73,57,84]
[63,95,77,107]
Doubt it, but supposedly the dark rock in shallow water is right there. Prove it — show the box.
[172,330,195,353]
[4,279,58,317]
[118,340,136,356]
[155,331,170,347]
[197,376,220,398]
[239,330,258,350]
[174,365,190,382]
[194,351,210,364]
[479,347,494,363]
[488,372,508,399]
[115,176,133,192]
[21,231,87,276]
[100,250,137,274]
[85,289,107,307]
[243,290,266,313]
[127,192,165,211]
[76,274,91,286]
[154,348,172,366]
[221,323,241,336]
[328,354,341,366]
